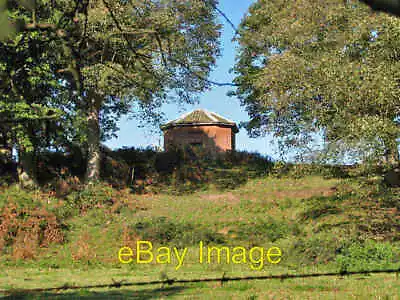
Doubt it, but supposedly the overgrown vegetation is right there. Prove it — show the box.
[0,163,399,269]
[1,0,400,297]
[0,0,223,187]
[1,160,400,300]
[0,187,65,260]
[233,0,400,168]
[336,240,399,272]
[0,147,275,195]
[127,217,226,248]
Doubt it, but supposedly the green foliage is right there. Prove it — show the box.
[212,168,248,190]
[291,235,346,265]
[114,147,159,179]
[64,184,115,211]
[51,183,132,222]
[1,0,222,184]
[129,217,225,248]
[286,164,351,179]
[0,0,86,186]
[111,147,273,194]
[271,162,351,180]
[336,240,400,272]
[0,185,43,210]
[0,186,65,259]
[301,202,342,221]
[232,217,291,243]
[233,0,400,165]
[1,173,400,280]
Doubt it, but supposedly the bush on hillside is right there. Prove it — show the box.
[336,240,400,272]
[0,187,65,259]
[290,235,347,265]
[272,162,352,179]
[232,217,291,244]
[127,217,225,248]
[58,184,131,217]
[115,146,274,194]
[37,146,130,190]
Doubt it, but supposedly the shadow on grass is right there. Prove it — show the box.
[2,286,186,299]
[299,184,400,239]
[299,194,347,221]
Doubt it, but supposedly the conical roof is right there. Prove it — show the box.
[161,109,238,133]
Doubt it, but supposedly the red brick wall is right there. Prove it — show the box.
[163,125,235,152]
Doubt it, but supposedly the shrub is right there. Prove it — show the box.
[37,146,130,190]
[112,147,274,194]
[336,240,400,272]
[0,202,65,259]
[271,163,351,179]
[128,217,225,248]
[0,186,44,210]
[290,235,346,265]
[233,217,290,243]
[37,148,86,185]
[64,184,115,212]
[52,185,135,219]
[213,169,248,190]
[101,156,130,188]
[300,202,342,221]
[113,146,158,180]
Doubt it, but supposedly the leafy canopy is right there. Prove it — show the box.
[233,0,400,164]
[1,0,222,145]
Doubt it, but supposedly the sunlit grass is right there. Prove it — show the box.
[1,175,400,298]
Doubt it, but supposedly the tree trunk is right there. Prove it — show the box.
[85,91,102,184]
[383,140,400,167]
[0,143,12,163]
[0,125,12,162]
[0,128,16,183]
[17,147,38,188]
[382,139,400,187]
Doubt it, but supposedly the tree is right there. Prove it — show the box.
[0,21,73,187]
[361,0,400,16]
[2,0,221,184]
[233,0,400,166]
[77,0,221,183]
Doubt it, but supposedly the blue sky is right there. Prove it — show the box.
[105,0,281,159]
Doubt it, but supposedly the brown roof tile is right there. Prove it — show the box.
[161,109,238,132]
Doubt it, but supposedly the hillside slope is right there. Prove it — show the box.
[1,175,399,297]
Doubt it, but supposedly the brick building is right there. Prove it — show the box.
[161,109,239,153]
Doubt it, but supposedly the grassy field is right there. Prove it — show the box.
[1,174,400,298]
[2,268,400,299]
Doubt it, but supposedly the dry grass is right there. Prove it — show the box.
[200,192,240,204]
[0,204,64,260]
[1,174,400,298]
[71,231,96,263]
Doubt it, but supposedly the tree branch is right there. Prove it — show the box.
[102,0,237,88]
[24,23,66,37]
